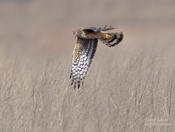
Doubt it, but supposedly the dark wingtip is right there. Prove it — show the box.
[71,80,73,85]
[70,80,84,89]
[74,82,77,89]
[77,81,80,89]
[118,32,124,44]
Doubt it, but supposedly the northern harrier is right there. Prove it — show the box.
[70,25,123,88]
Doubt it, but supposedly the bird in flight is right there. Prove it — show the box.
[70,25,123,89]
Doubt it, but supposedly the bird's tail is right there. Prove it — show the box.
[100,32,123,47]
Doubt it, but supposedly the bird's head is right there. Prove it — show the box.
[73,28,94,39]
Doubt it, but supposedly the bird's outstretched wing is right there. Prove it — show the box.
[70,38,98,88]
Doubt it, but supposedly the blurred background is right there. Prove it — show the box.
[0,0,175,132]
[1,0,175,54]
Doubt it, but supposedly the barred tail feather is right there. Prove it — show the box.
[101,32,123,47]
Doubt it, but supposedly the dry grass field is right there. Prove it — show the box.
[0,0,175,132]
